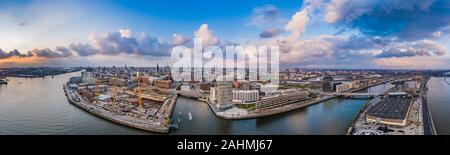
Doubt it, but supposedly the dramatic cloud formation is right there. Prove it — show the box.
[2,0,450,69]
[323,0,450,40]
[69,43,98,57]
[0,49,33,59]
[1,29,176,60]
[376,40,446,58]
[259,0,450,68]
[31,46,73,58]
[85,29,172,57]
[286,8,310,40]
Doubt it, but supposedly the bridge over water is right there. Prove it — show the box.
[334,92,385,99]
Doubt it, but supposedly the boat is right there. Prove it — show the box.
[198,96,208,102]
[188,112,192,121]
[0,79,7,85]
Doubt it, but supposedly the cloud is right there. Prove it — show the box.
[0,49,33,59]
[88,30,139,55]
[265,0,450,68]
[76,29,172,57]
[170,34,191,46]
[286,7,310,40]
[31,46,73,58]
[248,5,283,26]
[259,28,284,38]
[376,40,447,58]
[136,34,171,57]
[1,29,176,60]
[194,24,220,47]
[69,43,98,56]
[322,0,450,40]
[374,56,444,69]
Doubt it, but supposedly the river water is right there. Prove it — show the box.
[427,77,450,135]
[3,72,448,135]
[0,72,146,135]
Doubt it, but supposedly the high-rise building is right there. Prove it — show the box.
[210,81,233,109]
[156,63,160,74]
[245,53,249,81]
[234,53,237,81]
[322,76,334,92]
[81,68,96,85]
[256,51,260,81]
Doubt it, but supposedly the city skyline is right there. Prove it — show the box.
[1,0,450,69]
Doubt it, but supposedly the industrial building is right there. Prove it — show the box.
[366,95,412,127]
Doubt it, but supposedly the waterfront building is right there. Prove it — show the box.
[233,90,259,103]
[335,82,352,93]
[322,76,334,92]
[263,89,297,97]
[69,77,82,84]
[81,70,96,85]
[210,81,233,109]
[366,95,412,127]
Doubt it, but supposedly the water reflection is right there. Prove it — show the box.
[428,77,450,135]
[171,83,393,135]
[0,72,400,135]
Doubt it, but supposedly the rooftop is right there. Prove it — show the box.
[367,97,412,120]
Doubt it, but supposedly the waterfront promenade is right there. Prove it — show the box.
[422,77,437,135]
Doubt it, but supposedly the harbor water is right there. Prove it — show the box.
[427,77,450,135]
[2,72,448,135]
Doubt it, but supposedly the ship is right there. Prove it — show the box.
[0,79,7,85]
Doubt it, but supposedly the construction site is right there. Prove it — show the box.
[64,68,177,133]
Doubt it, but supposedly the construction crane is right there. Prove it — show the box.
[94,78,101,104]
[136,74,143,109]
[111,77,118,104]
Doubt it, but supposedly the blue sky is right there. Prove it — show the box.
[1,0,450,69]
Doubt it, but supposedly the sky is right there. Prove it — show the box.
[1,0,450,69]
